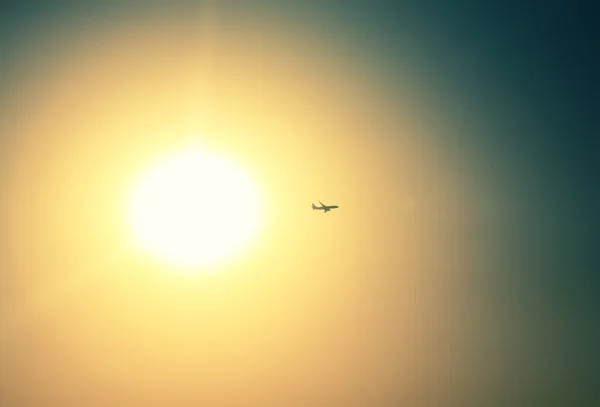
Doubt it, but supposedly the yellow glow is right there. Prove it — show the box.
[0,7,483,405]
[127,146,262,271]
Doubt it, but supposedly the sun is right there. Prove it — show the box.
[126,146,263,271]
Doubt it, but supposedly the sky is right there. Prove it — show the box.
[1,1,597,406]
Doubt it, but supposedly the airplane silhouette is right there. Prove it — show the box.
[311,200,339,213]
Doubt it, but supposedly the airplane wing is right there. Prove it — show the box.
[318,200,325,207]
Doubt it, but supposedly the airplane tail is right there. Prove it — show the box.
[311,203,316,210]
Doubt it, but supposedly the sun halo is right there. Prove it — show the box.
[126,146,263,272]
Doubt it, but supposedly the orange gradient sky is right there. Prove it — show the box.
[3,2,592,407]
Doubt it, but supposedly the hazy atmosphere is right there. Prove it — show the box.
[1,1,596,406]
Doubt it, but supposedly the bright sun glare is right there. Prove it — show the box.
[127,146,262,271]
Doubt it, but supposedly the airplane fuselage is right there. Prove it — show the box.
[312,201,339,213]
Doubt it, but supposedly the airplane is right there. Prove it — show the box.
[312,200,339,213]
